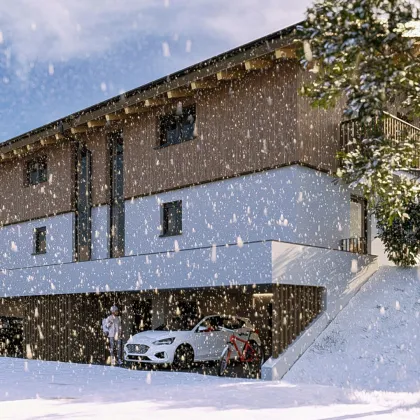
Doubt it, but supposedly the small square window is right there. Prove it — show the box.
[33,227,47,255]
[161,201,182,237]
[159,105,196,147]
[26,157,47,186]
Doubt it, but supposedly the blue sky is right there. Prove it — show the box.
[0,0,311,141]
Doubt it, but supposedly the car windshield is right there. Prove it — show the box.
[155,316,198,331]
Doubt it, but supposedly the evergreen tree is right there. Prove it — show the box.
[298,0,420,265]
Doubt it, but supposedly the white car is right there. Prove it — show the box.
[124,314,261,367]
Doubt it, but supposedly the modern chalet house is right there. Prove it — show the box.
[0,22,415,379]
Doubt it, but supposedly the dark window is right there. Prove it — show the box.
[33,227,47,255]
[159,104,196,146]
[26,157,47,186]
[161,201,182,236]
[109,130,125,258]
[75,145,92,262]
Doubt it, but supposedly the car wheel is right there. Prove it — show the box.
[173,344,194,370]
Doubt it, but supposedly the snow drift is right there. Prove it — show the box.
[285,266,420,392]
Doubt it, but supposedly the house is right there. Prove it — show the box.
[0,22,413,379]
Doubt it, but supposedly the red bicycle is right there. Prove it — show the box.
[217,327,263,377]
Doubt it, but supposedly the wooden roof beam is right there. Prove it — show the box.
[124,105,148,115]
[275,46,296,59]
[191,78,218,90]
[167,88,194,99]
[244,57,273,71]
[40,137,57,146]
[87,119,106,128]
[145,97,167,107]
[0,152,15,161]
[71,125,89,134]
[105,112,125,122]
[216,68,246,81]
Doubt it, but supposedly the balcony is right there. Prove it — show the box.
[340,237,367,254]
[340,112,420,170]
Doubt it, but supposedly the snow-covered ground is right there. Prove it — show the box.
[285,267,420,392]
[1,267,419,419]
[0,356,418,419]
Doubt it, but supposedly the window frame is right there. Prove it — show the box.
[25,156,48,187]
[158,104,196,148]
[109,130,125,258]
[33,226,47,255]
[350,195,368,240]
[160,200,182,237]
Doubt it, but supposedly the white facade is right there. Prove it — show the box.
[0,165,356,272]
[0,213,74,270]
[91,205,109,260]
[125,165,350,255]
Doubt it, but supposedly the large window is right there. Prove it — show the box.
[75,145,92,262]
[33,227,47,255]
[26,157,47,186]
[348,195,368,254]
[161,201,182,237]
[159,104,196,147]
[109,130,125,258]
[350,196,367,239]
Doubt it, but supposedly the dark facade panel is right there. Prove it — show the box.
[83,61,315,205]
[296,71,345,173]
[0,63,342,223]
[0,142,75,226]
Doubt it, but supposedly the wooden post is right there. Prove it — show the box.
[271,284,280,359]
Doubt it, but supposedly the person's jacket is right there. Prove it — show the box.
[106,315,122,339]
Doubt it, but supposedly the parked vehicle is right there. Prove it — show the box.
[124,314,261,368]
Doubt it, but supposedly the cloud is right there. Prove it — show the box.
[0,0,311,66]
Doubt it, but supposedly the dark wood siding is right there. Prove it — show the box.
[296,71,345,172]
[272,284,324,358]
[0,64,343,222]
[80,61,307,205]
[0,142,75,226]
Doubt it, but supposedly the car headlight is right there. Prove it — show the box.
[152,337,175,345]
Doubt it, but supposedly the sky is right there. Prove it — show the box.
[0,0,312,142]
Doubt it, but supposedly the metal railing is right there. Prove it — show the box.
[340,237,367,254]
[340,113,420,169]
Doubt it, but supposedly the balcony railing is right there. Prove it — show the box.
[340,237,367,254]
[340,113,420,169]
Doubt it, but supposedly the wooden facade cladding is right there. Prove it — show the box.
[0,142,74,226]
[271,284,324,358]
[296,71,345,173]
[80,61,340,206]
[0,62,343,224]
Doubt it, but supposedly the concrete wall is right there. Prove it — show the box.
[1,241,273,297]
[262,241,378,380]
[125,165,351,254]
[0,165,352,272]
[91,205,109,260]
[0,213,74,270]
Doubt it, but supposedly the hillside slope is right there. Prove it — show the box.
[284,267,420,392]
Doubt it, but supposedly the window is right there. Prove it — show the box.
[33,227,47,255]
[75,145,92,262]
[350,196,367,239]
[26,157,47,186]
[159,104,196,146]
[109,130,125,258]
[161,201,182,236]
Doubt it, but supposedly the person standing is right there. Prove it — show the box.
[105,305,123,366]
